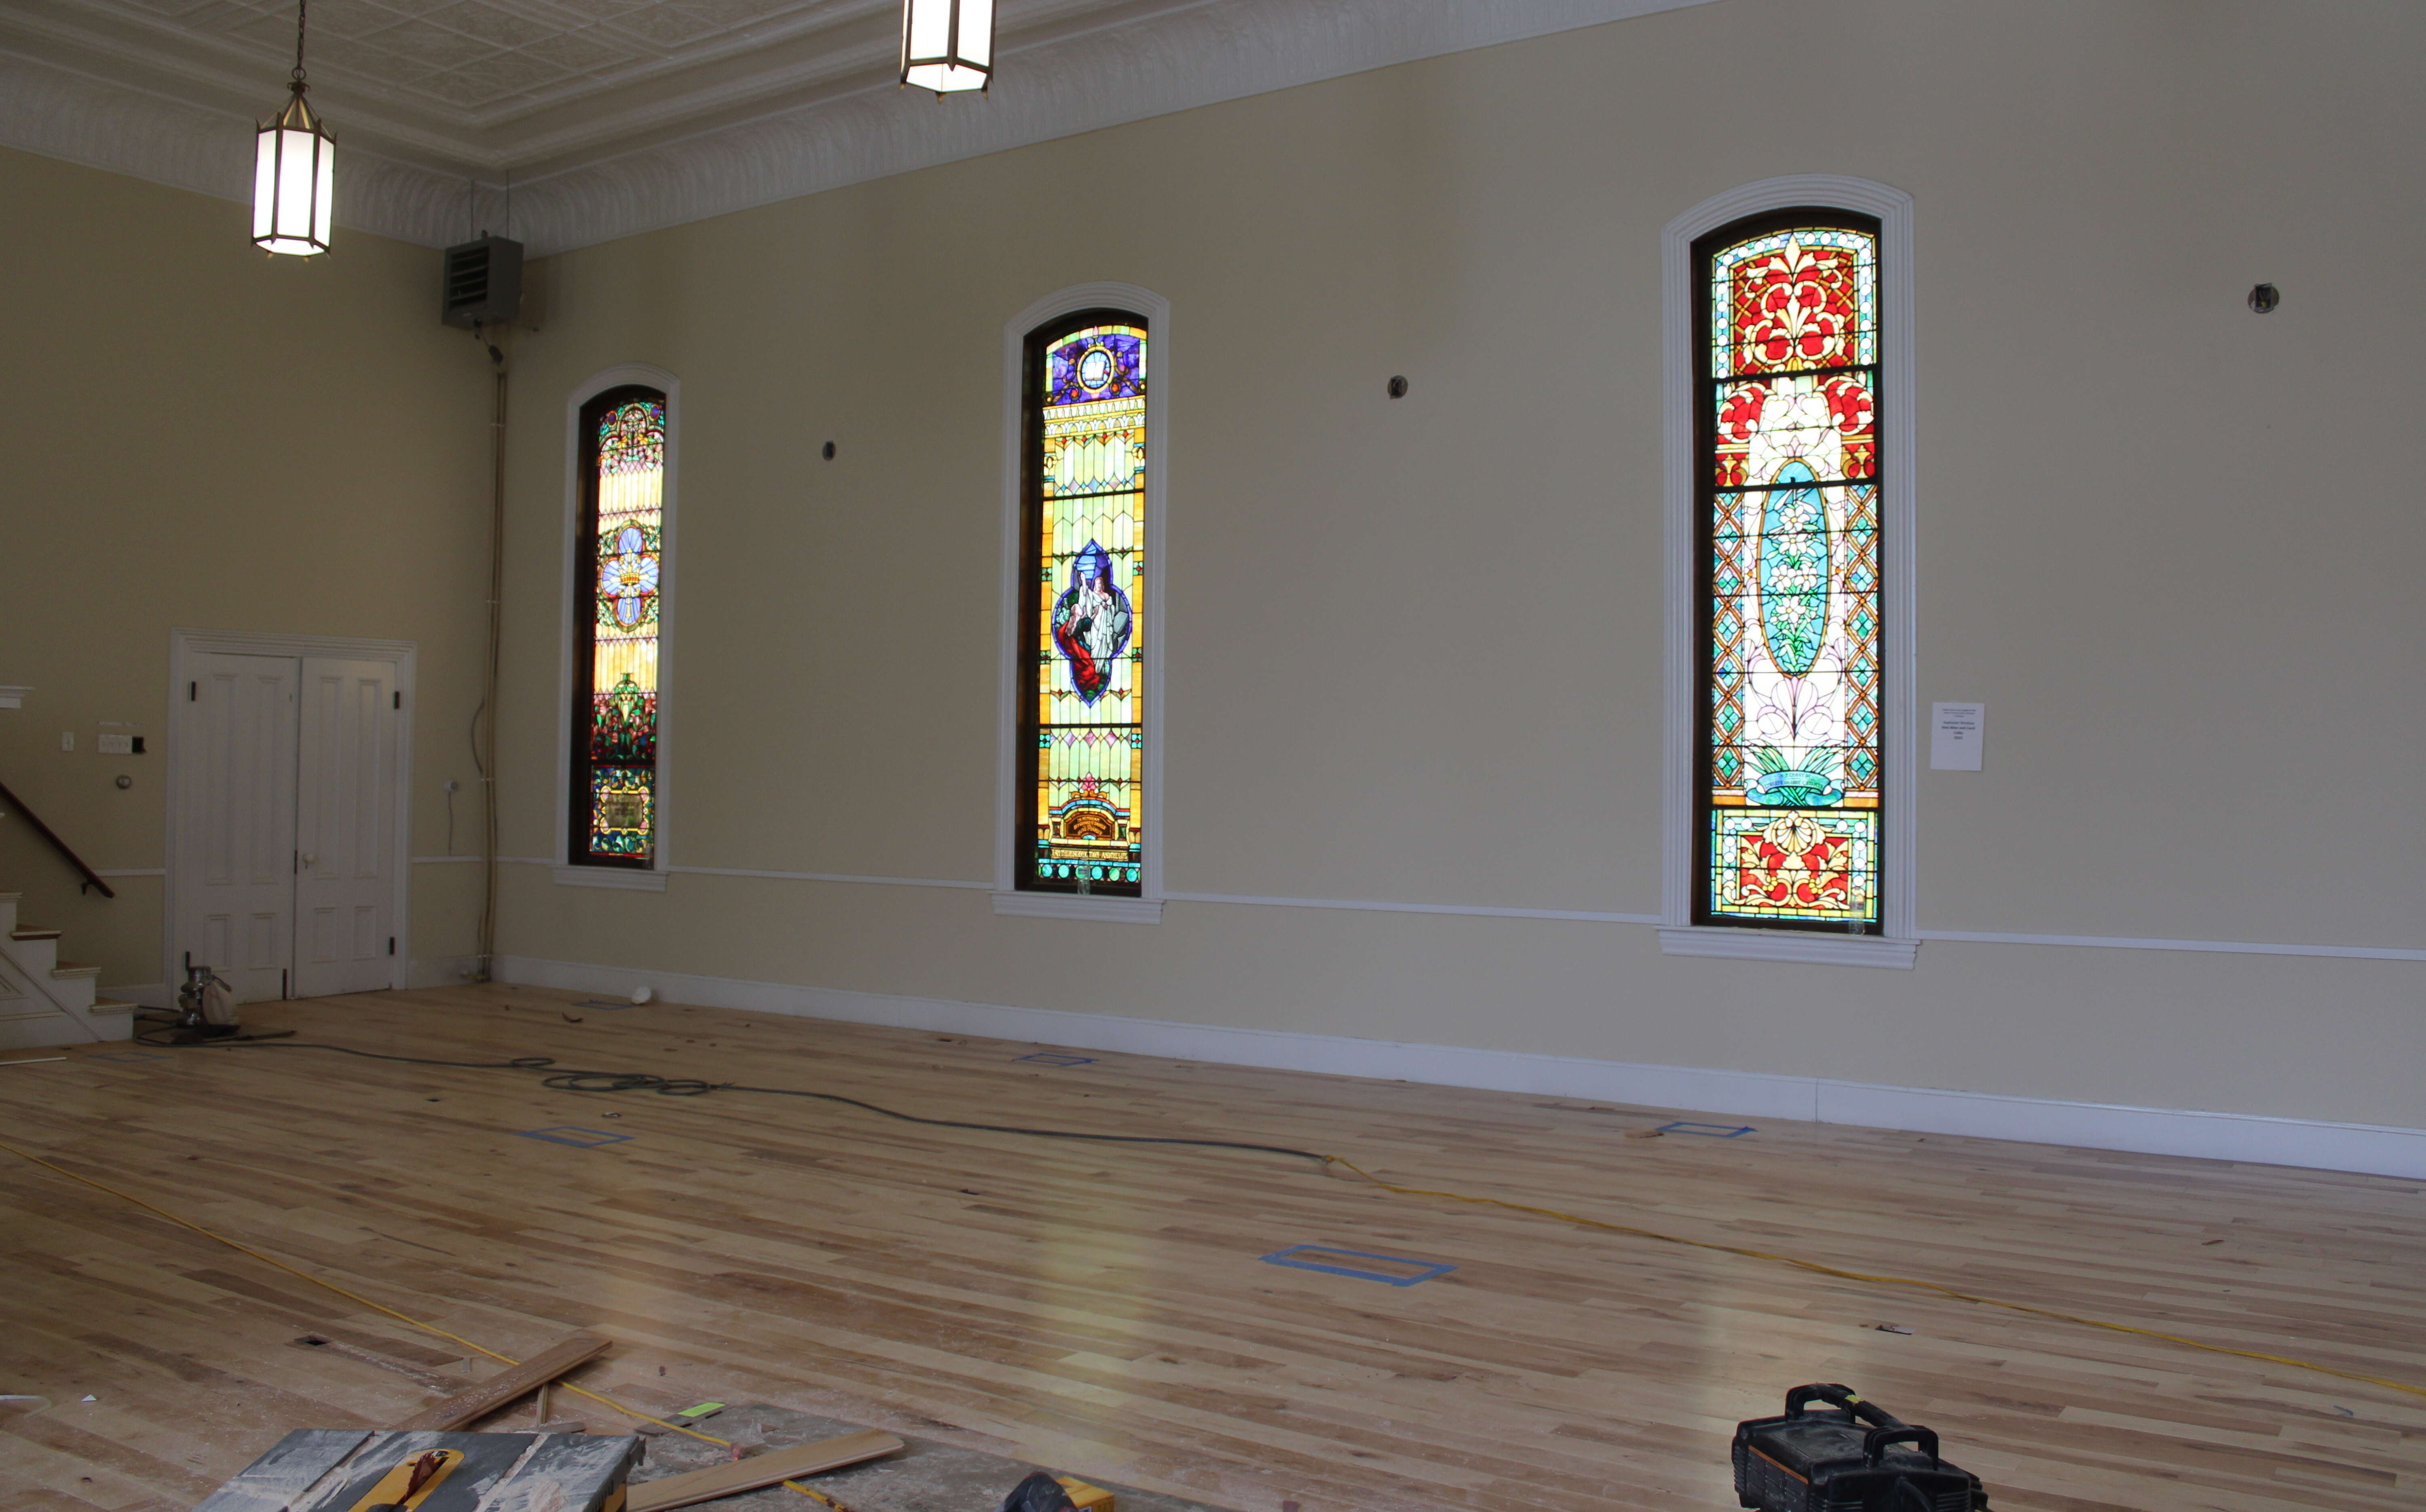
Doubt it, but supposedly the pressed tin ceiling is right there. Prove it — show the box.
[0,0,1714,253]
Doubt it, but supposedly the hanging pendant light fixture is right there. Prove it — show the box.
[900,0,993,95]
[253,0,334,256]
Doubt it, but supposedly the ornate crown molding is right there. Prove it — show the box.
[1,0,1713,255]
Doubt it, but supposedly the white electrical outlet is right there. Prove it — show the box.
[97,733,134,755]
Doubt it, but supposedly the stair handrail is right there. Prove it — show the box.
[0,776,116,899]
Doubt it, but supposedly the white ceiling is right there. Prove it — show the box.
[0,0,1714,252]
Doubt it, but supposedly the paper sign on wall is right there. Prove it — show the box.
[1930,703,1984,771]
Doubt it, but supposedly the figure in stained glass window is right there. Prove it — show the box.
[571,387,666,867]
[1020,315,1147,895]
[1697,214,1882,927]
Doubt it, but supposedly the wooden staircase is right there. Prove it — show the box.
[0,893,134,1047]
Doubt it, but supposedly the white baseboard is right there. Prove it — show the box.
[407,956,483,989]
[489,954,2426,1181]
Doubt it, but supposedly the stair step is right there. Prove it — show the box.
[51,961,101,979]
[10,929,62,942]
[0,997,135,1019]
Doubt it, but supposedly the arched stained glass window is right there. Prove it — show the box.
[1697,212,1882,929]
[1019,312,1147,895]
[571,386,665,868]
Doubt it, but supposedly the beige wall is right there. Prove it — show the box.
[493,0,2426,1127]
[488,0,2425,1128]
[0,147,495,991]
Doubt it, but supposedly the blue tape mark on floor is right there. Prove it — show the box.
[1015,1052,1096,1066]
[516,1126,633,1148]
[1659,1120,1755,1137]
[86,1052,166,1063]
[1259,1245,1456,1287]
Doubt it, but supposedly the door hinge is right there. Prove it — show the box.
[388,937,396,956]
[189,681,197,701]
[293,850,300,875]
[393,691,402,710]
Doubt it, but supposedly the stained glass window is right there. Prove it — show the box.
[571,386,665,868]
[1697,213,1882,929]
[1020,314,1147,895]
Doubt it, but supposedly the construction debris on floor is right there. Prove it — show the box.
[194,1428,642,1512]
[630,1406,1219,1512]
[191,1402,1218,1512]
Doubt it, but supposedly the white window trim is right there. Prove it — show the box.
[555,363,679,893]
[1659,175,1917,968]
[993,283,1170,925]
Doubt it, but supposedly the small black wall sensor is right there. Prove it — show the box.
[822,441,837,460]
[1386,375,1409,398]
[2248,283,2280,313]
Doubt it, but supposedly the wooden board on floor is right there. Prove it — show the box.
[626,1428,901,1512]
[392,1331,611,1430]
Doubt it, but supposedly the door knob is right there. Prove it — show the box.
[301,852,317,867]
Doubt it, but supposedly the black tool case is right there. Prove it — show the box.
[1732,1384,1988,1512]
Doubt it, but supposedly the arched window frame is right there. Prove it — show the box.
[1660,177,1917,967]
[993,283,1169,925]
[555,363,679,892]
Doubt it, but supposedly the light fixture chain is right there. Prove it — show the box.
[293,0,307,82]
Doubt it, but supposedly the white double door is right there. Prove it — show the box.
[174,653,402,1001]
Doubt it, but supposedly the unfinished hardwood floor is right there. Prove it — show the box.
[0,985,2419,1512]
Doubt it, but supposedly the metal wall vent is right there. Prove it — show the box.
[442,235,523,329]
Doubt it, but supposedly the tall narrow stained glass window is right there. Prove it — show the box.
[570,386,666,868]
[1020,312,1147,894]
[1697,212,1883,929]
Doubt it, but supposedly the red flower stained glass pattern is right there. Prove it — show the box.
[1713,230,1875,378]
[1717,812,1872,916]
[1701,218,1881,927]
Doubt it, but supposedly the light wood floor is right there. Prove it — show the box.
[0,985,2420,1512]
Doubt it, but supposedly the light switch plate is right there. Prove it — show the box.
[97,733,134,755]
[59,731,74,752]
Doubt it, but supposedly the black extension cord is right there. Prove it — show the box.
[130,1026,1327,1164]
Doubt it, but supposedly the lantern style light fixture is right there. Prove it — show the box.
[900,0,993,95]
[253,0,334,256]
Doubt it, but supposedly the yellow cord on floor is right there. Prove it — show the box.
[1321,1156,2426,1401]
[0,1135,855,1507]
[2,1126,2418,1462]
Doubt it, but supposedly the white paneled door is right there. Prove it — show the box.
[294,658,400,998]
[171,649,404,1002]
[174,654,299,1003]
